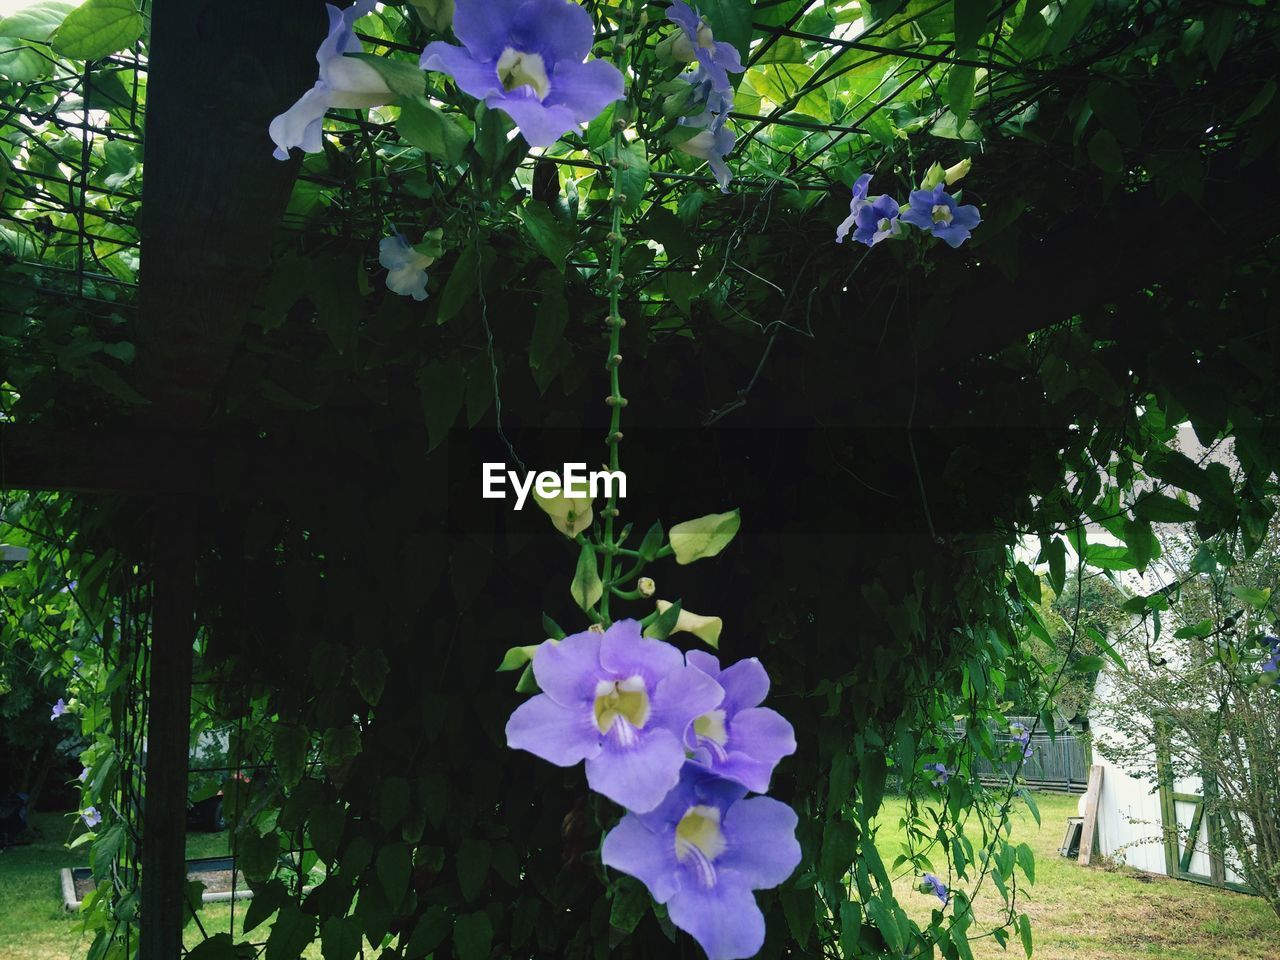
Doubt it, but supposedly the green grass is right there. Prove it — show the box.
[873,791,1280,960]
[3,797,1277,959]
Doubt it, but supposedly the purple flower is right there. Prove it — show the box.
[665,2,743,96]
[675,106,735,193]
[505,620,723,812]
[78,767,89,783]
[683,651,796,793]
[81,806,101,829]
[1263,636,1279,674]
[602,765,800,960]
[419,0,624,148]
[835,174,901,246]
[51,698,66,720]
[899,183,981,248]
[379,233,433,300]
[269,0,394,160]
[922,872,949,905]
[925,761,949,786]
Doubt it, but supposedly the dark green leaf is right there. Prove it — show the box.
[453,911,493,960]
[376,843,412,905]
[517,201,574,272]
[265,904,317,960]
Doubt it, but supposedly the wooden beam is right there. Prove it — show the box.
[1077,764,1104,866]
[139,495,197,959]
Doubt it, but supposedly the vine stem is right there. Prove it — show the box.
[599,3,638,625]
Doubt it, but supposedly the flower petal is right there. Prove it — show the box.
[545,58,625,122]
[949,203,982,230]
[421,41,504,100]
[486,93,580,147]
[269,84,334,159]
[601,815,681,902]
[599,619,684,685]
[686,649,722,679]
[665,877,765,960]
[451,0,527,61]
[585,727,686,812]
[531,630,603,708]
[509,0,596,65]
[726,707,796,788]
[650,664,724,736]
[505,694,601,766]
[716,657,769,713]
[720,795,801,889]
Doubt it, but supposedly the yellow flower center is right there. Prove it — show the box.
[931,203,953,225]
[693,709,728,746]
[496,48,551,100]
[675,805,726,887]
[593,677,650,735]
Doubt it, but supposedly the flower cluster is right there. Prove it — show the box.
[835,161,981,249]
[506,620,799,960]
[271,0,624,157]
[924,761,949,786]
[665,2,742,192]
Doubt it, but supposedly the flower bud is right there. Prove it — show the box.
[656,599,722,648]
[944,158,972,185]
[920,161,946,190]
[638,577,656,598]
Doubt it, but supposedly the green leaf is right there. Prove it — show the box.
[398,97,469,164]
[377,843,412,905]
[946,64,976,120]
[453,911,493,960]
[1229,585,1271,609]
[1013,561,1041,603]
[819,819,858,886]
[1132,492,1197,523]
[669,510,740,564]
[49,0,142,60]
[345,52,424,98]
[436,246,480,324]
[1087,81,1141,146]
[529,271,569,393]
[377,777,410,828]
[90,822,125,881]
[865,895,903,953]
[1070,654,1105,675]
[541,612,566,640]
[405,906,451,959]
[1087,129,1124,174]
[320,917,363,960]
[607,141,648,215]
[570,543,603,611]
[954,0,989,56]
[697,0,752,60]
[321,724,362,767]
[517,200,574,272]
[609,878,650,935]
[243,878,288,933]
[238,829,281,882]
[1202,6,1235,71]
[308,804,345,866]
[185,934,242,960]
[457,837,490,902]
[1047,0,1096,55]
[352,647,390,706]
[1018,911,1034,957]
[418,358,466,451]
[1046,536,1067,596]
[643,598,682,640]
[273,724,309,788]
[265,904,317,960]
[637,521,664,561]
[0,1,78,40]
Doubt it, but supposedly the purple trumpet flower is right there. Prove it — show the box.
[835,174,901,246]
[683,651,796,793]
[900,182,981,248]
[922,872,949,905]
[81,806,102,829]
[602,765,800,960]
[925,761,949,786]
[269,0,394,160]
[51,698,67,720]
[419,0,624,147]
[675,106,735,193]
[1009,722,1031,746]
[505,620,723,812]
[665,1,744,96]
[1262,636,1279,674]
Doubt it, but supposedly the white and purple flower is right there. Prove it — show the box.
[665,2,743,98]
[81,806,101,829]
[50,698,67,720]
[900,182,981,248]
[922,871,949,905]
[379,233,434,300]
[924,761,949,786]
[602,765,801,960]
[505,620,723,812]
[269,0,395,160]
[835,173,901,246]
[675,106,735,193]
[419,0,624,147]
[683,651,795,793]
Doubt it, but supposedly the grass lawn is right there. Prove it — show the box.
[3,796,1277,959]
[874,791,1280,960]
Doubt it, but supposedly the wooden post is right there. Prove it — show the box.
[1077,764,1104,865]
[140,496,197,960]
